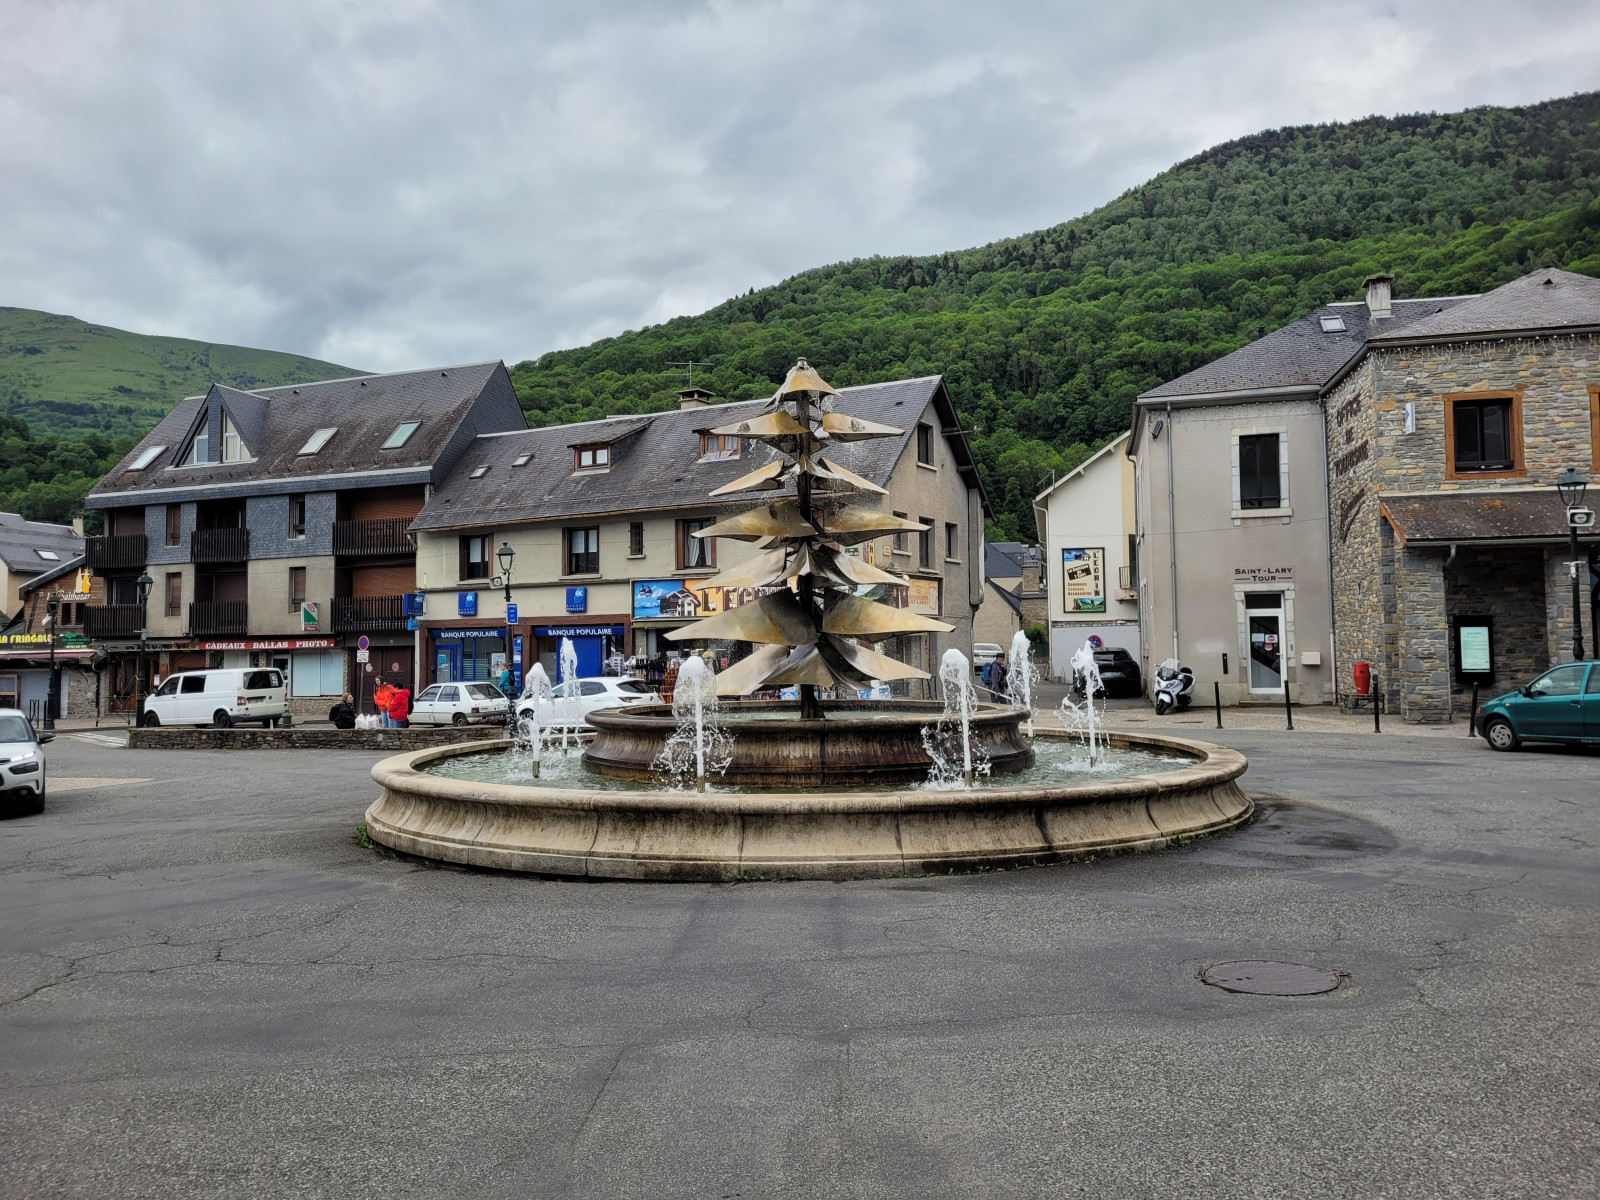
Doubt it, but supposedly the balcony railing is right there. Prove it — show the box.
[84,534,147,571]
[332,517,415,557]
[191,527,250,563]
[332,594,408,633]
[83,604,146,640]
[189,601,248,637]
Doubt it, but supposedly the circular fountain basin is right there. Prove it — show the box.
[363,728,1251,882]
[583,699,1034,787]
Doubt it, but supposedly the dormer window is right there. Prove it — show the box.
[221,412,249,462]
[298,427,338,455]
[383,420,421,449]
[574,444,611,470]
[699,434,740,460]
[127,445,166,471]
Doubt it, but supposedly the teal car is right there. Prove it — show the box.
[1478,661,1600,751]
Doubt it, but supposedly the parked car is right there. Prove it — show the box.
[141,668,288,728]
[515,676,658,730]
[972,643,1004,670]
[1072,648,1143,699]
[1478,661,1600,751]
[410,682,511,726]
[0,708,52,816]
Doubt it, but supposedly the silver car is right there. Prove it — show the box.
[0,708,52,816]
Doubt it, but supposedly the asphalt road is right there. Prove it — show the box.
[2,726,1596,1198]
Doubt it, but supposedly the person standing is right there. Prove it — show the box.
[373,678,395,728]
[982,651,1007,702]
[497,664,513,697]
[387,682,411,729]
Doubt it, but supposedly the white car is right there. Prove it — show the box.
[142,668,289,728]
[515,676,657,730]
[972,643,1004,670]
[410,682,511,726]
[0,708,51,816]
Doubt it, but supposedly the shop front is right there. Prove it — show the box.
[0,633,94,722]
[429,626,510,685]
[531,623,626,680]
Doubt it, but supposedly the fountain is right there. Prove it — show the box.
[1060,641,1105,765]
[363,360,1252,880]
[1006,630,1037,738]
[514,663,557,777]
[557,637,579,755]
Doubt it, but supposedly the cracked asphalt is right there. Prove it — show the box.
[1,728,1596,1198]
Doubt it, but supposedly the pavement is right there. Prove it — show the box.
[1,723,1596,1198]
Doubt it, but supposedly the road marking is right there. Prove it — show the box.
[70,733,127,748]
[50,777,152,792]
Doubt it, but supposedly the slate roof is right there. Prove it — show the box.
[1368,268,1600,343]
[414,376,985,531]
[985,542,1027,581]
[1381,491,1600,545]
[89,362,525,505]
[0,512,84,575]
[1140,297,1472,403]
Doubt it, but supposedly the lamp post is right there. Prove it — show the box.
[134,571,154,725]
[496,541,515,691]
[1556,468,1589,661]
[44,592,60,730]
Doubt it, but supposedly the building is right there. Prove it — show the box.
[973,542,1046,655]
[408,376,991,693]
[0,512,83,623]
[80,363,526,719]
[1032,432,1138,680]
[1327,268,1600,721]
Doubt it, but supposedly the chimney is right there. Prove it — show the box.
[677,386,714,411]
[1364,273,1393,320]
[72,517,85,536]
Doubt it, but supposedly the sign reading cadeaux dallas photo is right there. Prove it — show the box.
[1061,548,1106,613]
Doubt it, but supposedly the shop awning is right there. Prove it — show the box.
[0,649,95,664]
[1381,491,1600,546]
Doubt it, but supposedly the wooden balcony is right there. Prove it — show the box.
[84,534,147,571]
[332,594,408,633]
[191,527,250,564]
[333,518,415,557]
[83,604,146,640]
[189,601,248,637]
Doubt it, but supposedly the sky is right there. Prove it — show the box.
[3,1,1599,373]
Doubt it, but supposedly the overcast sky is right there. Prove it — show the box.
[3,1,1598,374]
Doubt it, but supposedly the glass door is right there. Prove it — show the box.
[1246,592,1284,694]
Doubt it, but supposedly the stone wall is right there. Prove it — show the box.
[128,725,505,750]
[1444,546,1549,707]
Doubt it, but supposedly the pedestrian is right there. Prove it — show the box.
[373,678,395,728]
[982,651,1007,702]
[497,664,513,696]
[329,693,356,730]
[387,682,411,729]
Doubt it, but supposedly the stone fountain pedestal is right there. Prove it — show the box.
[582,700,1035,788]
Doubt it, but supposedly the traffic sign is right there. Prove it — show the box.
[357,635,371,650]
[507,603,519,624]
[355,648,370,663]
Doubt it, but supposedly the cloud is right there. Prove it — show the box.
[1,0,1597,372]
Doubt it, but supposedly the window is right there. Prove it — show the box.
[459,535,490,580]
[574,444,610,470]
[291,649,343,697]
[221,412,248,462]
[154,677,179,697]
[1529,663,1587,697]
[182,422,209,465]
[512,453,532,468]
[165,572,182,617]
[287,495,306,539]
[567,527,599,575]
[298,427,338,455]
[629,521,645,557]
[1238,434,1282,509]
[679,519,714,570]
[1319,314,1347,332]
[1448,395,1521,475]
[36,549,59,561]
[289,566,307,612]
[383,421,421,449]
[165,504,182,547]
[944,522,959,561]
[699,433,740,460]
[916,424,935,466]
[180,675,207,694]
[892,511,909,553]
[918,516,933,569]
[128,445,166,471]
[469,465,490,479]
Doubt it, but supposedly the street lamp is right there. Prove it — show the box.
[134,571,154,725]
[1556,468,1589,661]
[44,592,60,730]
[497,540,515,606]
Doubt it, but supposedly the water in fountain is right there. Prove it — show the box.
[651,655,734,790]
[513,663,556,777]
[1006,630,1038,737]
[922,648,989,789]
[556,637,580,755]
[1059,641,1105,764]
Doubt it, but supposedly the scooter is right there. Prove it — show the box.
[1152,658,1194,715]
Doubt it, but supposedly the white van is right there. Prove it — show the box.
[141,668,289,728]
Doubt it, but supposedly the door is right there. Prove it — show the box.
[1515,663,1589,739]
[435,684,462,724]
[412,685,441,725]
[177,674,209,723]
[1585,664,1600,737]
[1245,593,1284,694]
[147,676,180,722]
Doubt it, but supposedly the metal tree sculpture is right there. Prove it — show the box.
[665,359,953,719]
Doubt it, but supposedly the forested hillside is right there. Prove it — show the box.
[509,92,1600,539]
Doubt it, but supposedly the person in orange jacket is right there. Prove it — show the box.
[373,679,396,727]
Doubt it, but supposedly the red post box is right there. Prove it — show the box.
[1352,660,1371,695]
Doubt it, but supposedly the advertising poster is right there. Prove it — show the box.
[907,579,940,616]
[1062,548,1106,613]
[633,579,780,620]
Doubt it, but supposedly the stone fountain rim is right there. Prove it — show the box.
[585,697,1031,732]
[370,727,1245,817]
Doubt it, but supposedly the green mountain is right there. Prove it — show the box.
[508,92,1600,540]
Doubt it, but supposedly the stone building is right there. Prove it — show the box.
[1327,269,1600,721]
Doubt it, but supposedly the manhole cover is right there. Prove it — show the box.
[1201,961,1341,995]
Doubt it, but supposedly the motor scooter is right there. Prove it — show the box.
[1152,658,1195,715]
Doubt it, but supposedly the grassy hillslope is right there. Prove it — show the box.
[0,307,361,441]
[508,92,1600,540]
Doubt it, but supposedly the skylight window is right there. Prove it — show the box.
[36,549,60,561]
[511,453,532,467]
[383,421,421,449]
[298,427,338,455]
[1319,315,1347,333]
[469,465,490,479]
[127,445,166,471]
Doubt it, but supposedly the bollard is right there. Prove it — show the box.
[1469,682,1480,738]
[1284,681,1294,731]
[1214,680,1223,729]
[1374,681,1382,734]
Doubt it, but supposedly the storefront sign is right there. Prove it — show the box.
[633,578,780,620]
[565,587,587,613]
[907,578,940,616]
[300,600,321,632]
[1233,566,1293,584]
[1062,548,1106,613]
[0,634,51,646]
[199,637,337,650]
[532,625,624,638]
[458,592,478,617]
[432,627,508,640]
